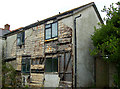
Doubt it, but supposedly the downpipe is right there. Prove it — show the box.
[74,14,81,88]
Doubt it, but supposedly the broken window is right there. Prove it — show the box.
[45,22,58,40]
[17,31,25,46]
[22,58,30,73]
[45,58,58,72]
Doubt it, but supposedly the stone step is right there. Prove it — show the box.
[30,83,43,87]
[31,80,43,84]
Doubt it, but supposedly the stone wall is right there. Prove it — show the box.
[45,21,72,54]
[16,55,22,71]
[30,73,44,87]
[17,25,44,58]
[4,24,44,59]
[6,34,17,58]
[4,16,73,87]
[44,21,73,87]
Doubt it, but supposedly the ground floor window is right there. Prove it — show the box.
[22,58,30,73]
[31,59,42,65]
[45,58,58,72]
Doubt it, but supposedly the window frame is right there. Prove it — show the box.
[21,58,30,73]
[17,31,25,46]
[45,22,58,40]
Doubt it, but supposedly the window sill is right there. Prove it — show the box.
[17,44,25,49]
[44,72,58,74]
[45,37,58,42]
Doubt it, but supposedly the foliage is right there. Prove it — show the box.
[2,62,21,88]
[113,74,120,87]
[90,2,120,88]
[91,2,120,62]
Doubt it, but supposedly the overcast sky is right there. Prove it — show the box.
[0,0,119,30]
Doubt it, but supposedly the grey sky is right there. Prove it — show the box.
[0,0,119,30]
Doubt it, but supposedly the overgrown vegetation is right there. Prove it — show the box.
[2,62,21,88]
[90,2,120,88]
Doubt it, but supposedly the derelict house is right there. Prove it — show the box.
[1,2,104,87]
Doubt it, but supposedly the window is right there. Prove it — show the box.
[45,58,58,72]
[17,31,25,46]
[52,23,58,37]
[35,59,40,65]
[31,59,35,65]
[32,59,39,65]
[22,58,30,73]
[45,22,58,40]
[46,28,51,39]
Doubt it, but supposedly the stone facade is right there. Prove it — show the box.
[1,2,108,88]
[16,25,45,58]
[3,21,73,87]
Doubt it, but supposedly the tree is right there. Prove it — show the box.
[90,2,120,88]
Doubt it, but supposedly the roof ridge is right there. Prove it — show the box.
[24,2,95,29]
[4,2,103,37]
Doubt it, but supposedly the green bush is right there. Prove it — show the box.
[90,2,120,88]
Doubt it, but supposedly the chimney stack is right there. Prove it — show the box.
[4,24,10,30]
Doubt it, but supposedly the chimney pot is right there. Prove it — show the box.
[4,24,10,30]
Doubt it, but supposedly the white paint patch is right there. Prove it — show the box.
[44,73,60,87]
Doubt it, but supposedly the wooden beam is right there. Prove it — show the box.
[63,52,66,80]
[62,53,71,80]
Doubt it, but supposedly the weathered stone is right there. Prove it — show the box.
[59,38,71,43]
[58,44,72,52]
[3,20,73,87]
[30,73,44,87]
[31,65,44,70]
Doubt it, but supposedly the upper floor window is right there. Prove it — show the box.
[45,22,58,40]
[17,31,25,46]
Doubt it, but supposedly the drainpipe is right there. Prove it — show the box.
[74,14,81,88]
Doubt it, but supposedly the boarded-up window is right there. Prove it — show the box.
[45,58,58,72]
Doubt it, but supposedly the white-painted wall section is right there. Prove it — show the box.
[0,38,2,88]
[75,6,100,87]
[59,6,101,87]
[44,74,60,87]
[6,34,17,58]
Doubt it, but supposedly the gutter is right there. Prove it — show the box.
[74,14,81,88]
